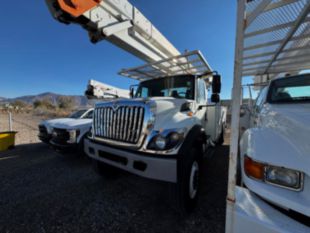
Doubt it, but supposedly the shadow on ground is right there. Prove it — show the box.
[0,142,229,233]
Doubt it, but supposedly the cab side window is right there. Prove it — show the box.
[197,79,207,104]
[84,110,94,119]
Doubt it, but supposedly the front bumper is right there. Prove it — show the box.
[227,187,309,233]
[38,133,51,143]
[50,140,77,151]
[84,139,177,183]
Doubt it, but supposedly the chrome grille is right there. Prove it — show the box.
[94,106,145,145]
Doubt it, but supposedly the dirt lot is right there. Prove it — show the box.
[0,113,43,145]
[0,113,229,233]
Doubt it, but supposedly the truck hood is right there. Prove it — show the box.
[149,97,190,113]
[149,97,194,130]
[261,103,310,173]
[42,118,92,130]
[100,97,194,130]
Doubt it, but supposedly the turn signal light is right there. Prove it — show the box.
[244,156,265,180]
[187,112,194,117]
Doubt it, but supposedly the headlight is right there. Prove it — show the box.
[147,129,185,151]
[67,130,80,144]
[244,156,303,191]
[155,136,167,150]
[46,125,52,134]
[265,166,302,191]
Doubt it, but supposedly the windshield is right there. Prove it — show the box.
[267,74,310,104]
[135,75,195,99]
[69,110,87,119]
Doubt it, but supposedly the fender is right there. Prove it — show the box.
[240,127,309,175]
[179,125,205,156]
[239,127,310,217]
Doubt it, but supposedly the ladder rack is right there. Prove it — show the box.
[119,50,212,81]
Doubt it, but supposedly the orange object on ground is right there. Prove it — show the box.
[58,0,102,17]
[0,131,17,152]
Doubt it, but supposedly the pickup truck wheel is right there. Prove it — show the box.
[173,147,202,214]
[77,137,86,157]
[92,159,121,179]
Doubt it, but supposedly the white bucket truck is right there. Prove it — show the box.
[85,51,227,213]
[237,74,310,232]
[45,0,226,212]
[226,0,310,232]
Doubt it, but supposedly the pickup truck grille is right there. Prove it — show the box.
[94,106,145,145]
[51,128,70,144]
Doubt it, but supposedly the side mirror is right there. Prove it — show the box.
[211,93,220,103]
[240,108,246,117]
[212,74,222,94]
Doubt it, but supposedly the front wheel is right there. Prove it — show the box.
[173,147,202,214]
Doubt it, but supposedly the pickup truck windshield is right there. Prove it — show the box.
[267,75,310,103]
[135,75,195,99]
[69,110,88,119]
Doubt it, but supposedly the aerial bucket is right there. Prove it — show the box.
[57,0,102,17]
[0,132,17,152]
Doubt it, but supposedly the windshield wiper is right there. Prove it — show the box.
[294,96,310,100]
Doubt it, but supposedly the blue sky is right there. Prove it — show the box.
[0,1,236,99]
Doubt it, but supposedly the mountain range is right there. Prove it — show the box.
[0,92,91,107]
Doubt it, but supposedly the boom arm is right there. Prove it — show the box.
[85,79,129,99]
[45,0,180,63]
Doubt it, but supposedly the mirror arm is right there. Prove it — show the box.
[198,104,215,110]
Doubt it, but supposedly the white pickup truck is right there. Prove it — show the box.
[38,109,94,153]
[238,74,310,231]
[85,72,227,213]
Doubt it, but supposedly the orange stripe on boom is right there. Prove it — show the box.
[58,0,101,17]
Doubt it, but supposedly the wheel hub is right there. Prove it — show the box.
[189,161,199,199]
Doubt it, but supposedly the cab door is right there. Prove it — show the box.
[195,79,208,132]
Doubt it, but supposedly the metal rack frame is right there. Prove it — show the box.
[226,1,310,232]
[118,50,212,81]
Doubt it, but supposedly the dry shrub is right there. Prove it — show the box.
[57,96,75,110]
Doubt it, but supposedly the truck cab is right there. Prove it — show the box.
[85,69,226,213]
[238,74,310,230]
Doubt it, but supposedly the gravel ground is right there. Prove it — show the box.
[0,113,230,233]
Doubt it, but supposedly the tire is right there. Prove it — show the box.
[173,146,202,214]
[92,159,122,179]
[77,136,86,157]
